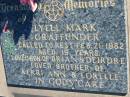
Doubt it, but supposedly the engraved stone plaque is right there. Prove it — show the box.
[0,0,128,95]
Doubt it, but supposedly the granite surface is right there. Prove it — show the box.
[0,0,128,95]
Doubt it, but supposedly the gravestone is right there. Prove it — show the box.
[0,0,128,95]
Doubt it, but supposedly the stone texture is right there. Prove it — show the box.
[0,0,128,95]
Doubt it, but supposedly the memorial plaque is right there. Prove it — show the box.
[0,0,128,95]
